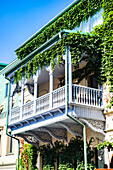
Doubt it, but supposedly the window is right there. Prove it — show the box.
[6,132,13,154]
[88,75,98,89]
[90,8,103,32]
[5,83,9,97]
[74,8,103,33]
[82,19,89,33]
[0,128,3,157]
[0,134,1,156]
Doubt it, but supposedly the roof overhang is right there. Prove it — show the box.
[0,30,77,77]
[15,0,81,52]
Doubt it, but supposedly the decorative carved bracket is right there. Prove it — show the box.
[58,122,83,137]
[40,127,67,142]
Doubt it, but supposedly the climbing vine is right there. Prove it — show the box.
[19,143,38,170]
[14,0,113,107]
[97,140,113,151]
[14,32,102,82]
[92,0,113,107]
[16,0,102,60]
[38,137,95,169]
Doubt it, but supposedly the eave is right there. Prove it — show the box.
[15,0,81,52]
[0,29,77,77]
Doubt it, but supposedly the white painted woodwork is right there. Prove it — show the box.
[9,85,102,125]
[49,63,53,108]
[20,77,24,119]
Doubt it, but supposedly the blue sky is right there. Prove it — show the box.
[0,0,75,64]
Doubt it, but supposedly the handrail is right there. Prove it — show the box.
[11,106,20,111]
[36,93,50,101]
[22,100,34,107]
[9,84,102,126]
[52,86,65,93]
[72,84,101,91]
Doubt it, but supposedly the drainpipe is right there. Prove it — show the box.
[5,76,20,170]
[65,45,87,170]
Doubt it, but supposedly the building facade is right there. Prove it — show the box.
[0,63,18,170]
[0,0,112,169]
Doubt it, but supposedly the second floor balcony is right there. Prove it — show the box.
[8,42,104,130]
[9,83,102,126]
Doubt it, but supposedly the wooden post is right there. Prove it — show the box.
[49,63,53,108]
[20,77,24,119]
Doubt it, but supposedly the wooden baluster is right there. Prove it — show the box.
[73,85,75,102]
[96,90,98,106]
[79,87,81,103]
[84,88,85,104]
[86,88,88,104]
[91,90,92,105]
[76,86,77,102]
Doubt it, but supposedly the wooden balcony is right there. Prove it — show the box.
[9,85,102,125]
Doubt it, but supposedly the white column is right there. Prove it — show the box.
[20,77,24,119]
[37,153,43,170]
[33,70,39,114]
[65,46,72,103]
[69,49,72,103]
[49,63,53,108]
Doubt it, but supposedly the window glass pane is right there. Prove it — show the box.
[0,135,1,156]
[7,132,13,154]
[90,8,103,31]
[5,83,9,97]
[82,19,89,33]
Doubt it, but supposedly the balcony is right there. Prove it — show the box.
[9,84,102,126]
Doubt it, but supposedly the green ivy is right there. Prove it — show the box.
[14,32,102,83]
[92,0,113,107]
[76,162,95,170]
[16,0,102,60]
[38,137,95,169]
[14,0,113,107]
[97,140,113,151]
[19,143,38,170]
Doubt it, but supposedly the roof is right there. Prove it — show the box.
[0,0,81,76]
[0,63,8,71]
[15,0,80,51]
[0,29,78,76]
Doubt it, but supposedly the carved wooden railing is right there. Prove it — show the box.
[9,85,102,124]
[72,84,102,107]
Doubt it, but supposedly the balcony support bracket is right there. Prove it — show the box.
[40,127,67,142]
[80,118,105,136]
[27,131,53,146]
[58,122,82,137]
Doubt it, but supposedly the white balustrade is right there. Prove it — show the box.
[23,101,34,118]
[36,93,50,114]
[72,84,102,107]
[10,106,20,123]
[52,86,65,108]
[9,85,102,124]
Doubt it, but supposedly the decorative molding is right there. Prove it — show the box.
[80,118,105,136]
[18,134,39,147]
[58,122,82,137]
[74,106,105,121]
[40,127,67,142]
[86,119,105,130]
[27,131,52,146]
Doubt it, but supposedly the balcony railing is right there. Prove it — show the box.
[72,84,102,107]
[9,85,102,124]
[36,93,50,113]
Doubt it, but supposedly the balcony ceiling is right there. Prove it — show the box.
[38,64,65,85]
